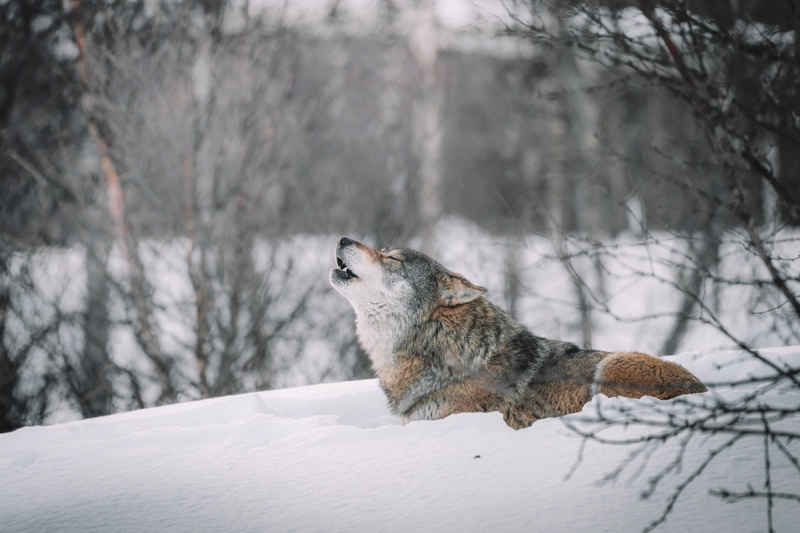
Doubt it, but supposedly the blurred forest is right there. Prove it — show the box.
[1,0,798,437]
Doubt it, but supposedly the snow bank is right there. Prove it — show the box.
[1,347,798,532]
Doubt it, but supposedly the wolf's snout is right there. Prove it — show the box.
[333,237,360,283]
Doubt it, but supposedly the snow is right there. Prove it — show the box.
[2,347,799,532]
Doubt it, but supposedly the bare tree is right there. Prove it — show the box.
[502,1,800,529]
[1,0,392,429]
[0,0,86,429]
[71,0,179,404]
[87,1,364,401]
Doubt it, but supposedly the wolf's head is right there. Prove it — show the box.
[330,236,487,324]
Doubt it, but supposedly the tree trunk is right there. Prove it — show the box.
[410,1,443,254]
[0,247,21,433]
[543,11,595,349]
[661,231,720,355]
[71,0,175,403]
[77,234,113,417]
[504,242,522,318]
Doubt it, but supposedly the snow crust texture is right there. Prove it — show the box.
[1,348,799,532]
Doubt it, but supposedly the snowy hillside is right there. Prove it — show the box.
[2,347,799,532]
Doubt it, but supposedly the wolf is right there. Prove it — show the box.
[330,236,707,429]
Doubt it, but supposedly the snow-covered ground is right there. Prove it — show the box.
[2,346,799,532]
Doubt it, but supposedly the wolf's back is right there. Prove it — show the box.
[432,299,707,428]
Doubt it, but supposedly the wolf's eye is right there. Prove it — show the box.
[386,255,402,263]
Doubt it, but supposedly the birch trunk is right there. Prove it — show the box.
[410,1,443,254]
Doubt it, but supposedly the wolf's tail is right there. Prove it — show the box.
[592,352,707,400]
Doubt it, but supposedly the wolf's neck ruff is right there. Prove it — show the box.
[330,237,707,429]
[354,309,410,371]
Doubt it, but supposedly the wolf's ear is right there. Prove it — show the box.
[437,273,487,306]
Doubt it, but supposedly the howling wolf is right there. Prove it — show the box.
[330,237,706,429]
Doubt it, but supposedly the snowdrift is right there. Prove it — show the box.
[1,347,799,532]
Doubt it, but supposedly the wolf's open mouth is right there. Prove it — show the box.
[336,257,359,280]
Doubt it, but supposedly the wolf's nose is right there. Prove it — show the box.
[338,236,354,247]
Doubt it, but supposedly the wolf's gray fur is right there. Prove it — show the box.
[331,237,706,428]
